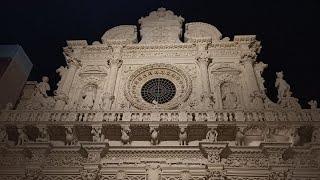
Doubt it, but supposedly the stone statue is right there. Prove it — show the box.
[235,127,245,146]
[17,128,29,146]
[275,71,291,103]
[288,128,300,147]
[254,62,268,91]
[308,100,318,109]
[36,126,50,142]
[81,86,95,110]
[91,127,106,142]
[222,85,238,109]
[312,128,320,143]
[121,126,131,145]
[206,128,218,142]
[146,164,161,180]
[179,127,187,145]
[150,127,159,145]
[56,66,68,88]
[65,127,77,145]
[250,91,264,108]
[0,126,8,143]
[35,76,50,98]
[4,102,13,110]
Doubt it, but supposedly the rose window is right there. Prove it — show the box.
[141,78,176,104]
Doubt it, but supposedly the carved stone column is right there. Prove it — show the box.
[196,44,214,108]
[240,54,263,108]
[55,57,81,110]
[103,46,123,110]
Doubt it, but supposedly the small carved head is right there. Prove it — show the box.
[42,76,49,82]
[276,71,284,78]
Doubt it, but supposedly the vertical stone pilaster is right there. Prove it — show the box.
[196,44,214,109]
[240,55,263,109]
[103,46,123,110]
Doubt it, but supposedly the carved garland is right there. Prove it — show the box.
[125,63,192,110]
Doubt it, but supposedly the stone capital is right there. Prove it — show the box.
[240,52,257,64]
[109,58,123,68]
[196,56,212,66]
[68,58,82,68]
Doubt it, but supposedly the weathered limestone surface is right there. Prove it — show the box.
[1,8,319,180]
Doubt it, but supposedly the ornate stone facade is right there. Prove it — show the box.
[0,8,320,179]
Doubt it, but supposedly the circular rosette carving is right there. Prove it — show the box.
[125,63,192,110]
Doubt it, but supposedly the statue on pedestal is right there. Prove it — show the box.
[150,127,159,145]
[312,128,320,143]
[81,86,95,110]
[308,100,318,109]
[56,66,68,89]
[36,126,50,142]
[91,127,106,142]
[35,76,50,98]
[221,85,238,109]
[65,127,77,145]
[179,127,188,145]
[0,126,8,143]
[17,128,29,146]
[121,126,131,145]
[275,71,291,103]
[206,128,218,142]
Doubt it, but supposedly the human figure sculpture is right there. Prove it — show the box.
[254,62,268,91]
[235,128,245,146]
[150,127,159,145]
[206,128,218,142]
[17,128,29,145]
[65,127,77,145]
[288,128,300,147]
[222,86,238,109]
[146,164,161,180]
[308,100,318,109]
[0,127,8,143]
[81,86,95,110]
[4,103,13,110]
[35,76,50,98]
[275,71,291,103]
[312,128,320,143]
[56,66,68,88]
[179,127,188,145]
[91,127,106,142]
[121,127,131,145]
[250,91,264,108]
[36,126,50,142]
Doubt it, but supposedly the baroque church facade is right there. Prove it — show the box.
[1,8,320,180]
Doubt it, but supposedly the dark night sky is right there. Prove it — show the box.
[1,0,319,108]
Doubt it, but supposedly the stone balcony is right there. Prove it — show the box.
[0,108,319,148]
[1,108,319,123]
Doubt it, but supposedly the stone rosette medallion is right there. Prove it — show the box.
[125,63,192,109]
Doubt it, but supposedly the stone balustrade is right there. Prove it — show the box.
[1,109,319,123]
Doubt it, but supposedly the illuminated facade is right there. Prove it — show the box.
[1,8,320,180]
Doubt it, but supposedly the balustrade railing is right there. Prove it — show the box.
[1,109,319,123]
